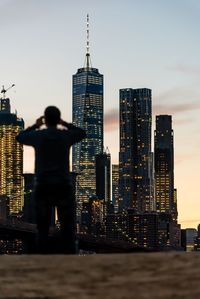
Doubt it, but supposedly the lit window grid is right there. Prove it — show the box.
[119,89,152,212]
[0,124,23,214]
[72,67,103,209]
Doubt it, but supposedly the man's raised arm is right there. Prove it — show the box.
[16,116,43,146]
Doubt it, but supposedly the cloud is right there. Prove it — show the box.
[153,102,200,116]
[175,152,200,165]
[154,86,200,105]
[169,64,200,76]
[105,109,118,132]
[174,118,194,125]
[105,102,199,132]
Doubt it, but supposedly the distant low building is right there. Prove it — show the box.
[186,228,197,252]
[194,225,200,251]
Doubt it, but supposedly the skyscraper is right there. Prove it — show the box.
[0,96,24,215]
[95,149,111,204]
[112,164,119,213]
[119,88,152,212]
[96,149,112,218]
[72,15,103,220]
[154,115,176,217]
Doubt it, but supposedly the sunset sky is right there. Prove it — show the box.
[1,0,200,228]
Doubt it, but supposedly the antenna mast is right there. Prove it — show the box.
[86,14,90,55]
[86,14,92,69]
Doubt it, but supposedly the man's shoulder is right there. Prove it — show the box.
[42,128,71,140]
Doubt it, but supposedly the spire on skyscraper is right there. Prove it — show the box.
[72,15,103,227]
[84,14,92,69]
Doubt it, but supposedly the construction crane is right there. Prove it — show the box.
[1,84,15,99]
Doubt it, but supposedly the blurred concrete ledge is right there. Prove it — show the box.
[0,253,199,299]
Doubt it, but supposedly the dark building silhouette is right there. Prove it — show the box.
[0,195,8,219]
[127,211,158,249]
[119,88,152,212]
[95,149,111,215]
[181,229,187,251]
[0,239,24,254]
[72,20,103,223]
[157,212,172,249]
[23,173,35,223]
[80,201,91,233]
[194,225,200,251]
[106,213,128,241]
[154,115,177,220]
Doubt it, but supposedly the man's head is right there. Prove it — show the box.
[44,106,61,127]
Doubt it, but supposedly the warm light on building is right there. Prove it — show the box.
[154,115,176,217]
[112,164,119,213]
[0,98,24,215]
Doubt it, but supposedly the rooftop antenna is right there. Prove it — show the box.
[86,13,90,55]
[85,14,92,69]
[1,84,15,99]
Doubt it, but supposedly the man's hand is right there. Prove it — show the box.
[59,119,69,126]
[36,116,44,128]
[59,119,69,127]
[59,119,65,126]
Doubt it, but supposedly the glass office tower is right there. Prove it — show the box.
[119,88,152,212]
[72,53,103,220]
[154,115,177,220]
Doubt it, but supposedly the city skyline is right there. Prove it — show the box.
[1,0,200,228]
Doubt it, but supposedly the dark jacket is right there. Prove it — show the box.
[16,122,86,185]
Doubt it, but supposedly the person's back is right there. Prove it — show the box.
[30,127,72,184]
[16,106,86,253]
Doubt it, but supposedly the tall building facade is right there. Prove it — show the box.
[72,51,104,219]
[0,97,24,215]
[112,164,119,213]
[95,149,111,204]
[119,88,152,212]
[154,115,176,217]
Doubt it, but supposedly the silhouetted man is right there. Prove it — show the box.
[16,106,86,254]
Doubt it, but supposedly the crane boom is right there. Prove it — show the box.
[1,84,15,99]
